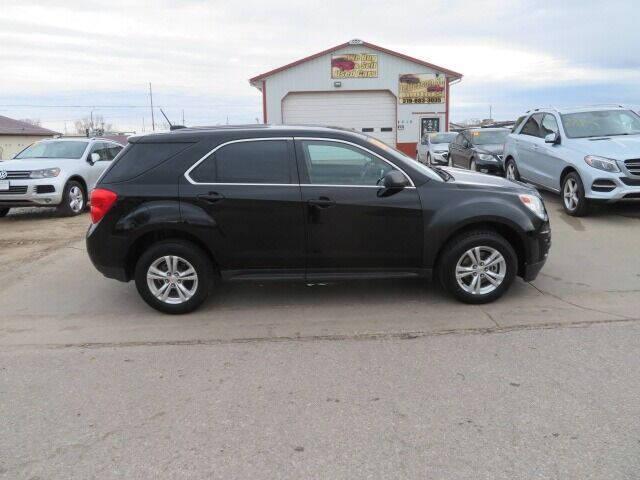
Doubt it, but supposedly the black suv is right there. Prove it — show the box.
[87,125,551,314]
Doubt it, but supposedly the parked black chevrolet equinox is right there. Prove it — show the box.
[87,125,551,314]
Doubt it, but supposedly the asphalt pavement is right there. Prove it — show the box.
[1,193,639,479]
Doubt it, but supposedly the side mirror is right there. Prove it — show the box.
[89,152,100,164]
[382,170,409,189]
[545,132,560,145]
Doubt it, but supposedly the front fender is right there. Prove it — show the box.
[423,194,537,268]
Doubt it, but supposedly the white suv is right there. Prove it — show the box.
[503,106,640,216]
[0,138,123,217]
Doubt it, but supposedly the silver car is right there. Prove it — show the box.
[503,106,640,216]
[0,138,123,217]
[416,132,458,165]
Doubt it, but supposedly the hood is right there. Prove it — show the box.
[0,158,75,170]
[474,144,504,155]
[443,167,536,193]
[567,134,640,159]
[431,142,450,152]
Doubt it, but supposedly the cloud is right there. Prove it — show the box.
[0,0,637,130]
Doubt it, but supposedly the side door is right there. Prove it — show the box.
[460,133,474,169]
[516,114,544,182]
[295,138,423,276]
[180,138,306,277]
[536,113,565,190]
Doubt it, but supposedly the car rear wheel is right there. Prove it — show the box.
[0,208,9,218]
[134,240,214,314]
[505,159,520,181]
[562,172,589,216]
[438,230,517,304]
[57,180,85,216]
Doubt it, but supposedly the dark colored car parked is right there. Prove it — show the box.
[448,128,510,175]
[87,125,551,314]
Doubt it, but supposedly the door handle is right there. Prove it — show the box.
[198,191,225,203]
[307,197,335,208]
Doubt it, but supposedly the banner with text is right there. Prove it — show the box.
[331,54,378,78]
[398,74,446,104]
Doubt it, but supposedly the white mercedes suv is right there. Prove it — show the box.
[503,106,640,216]
[0,137,123,217]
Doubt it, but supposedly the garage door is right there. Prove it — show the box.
[282,91,397,146]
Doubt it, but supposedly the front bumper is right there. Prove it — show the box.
[0,178,64,207]
[475,158,504,176]
[522,220,551,282]
[431,152,449,165]
[586,176,640,202]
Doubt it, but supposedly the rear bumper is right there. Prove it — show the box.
[86,223,130,282]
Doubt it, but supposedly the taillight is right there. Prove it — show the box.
[90,188,118,224]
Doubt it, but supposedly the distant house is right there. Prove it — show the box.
[0,116,59,160]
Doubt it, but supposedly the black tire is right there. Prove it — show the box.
[505,158,520,182]
[0,208,9,218]
[562,171,589,217]
[57,180,86,217]
[426,153,432,166]
[134,240,214,314]
[438,230,518,304]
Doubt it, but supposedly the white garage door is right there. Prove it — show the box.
[282,91,397,146]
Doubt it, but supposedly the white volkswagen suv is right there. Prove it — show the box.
[503,106,640,216]
[0,138,123,217]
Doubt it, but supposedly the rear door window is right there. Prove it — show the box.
[521,114,543,137]
[189,140,292,184]
[541,114,559,136]
[100,142,193,183]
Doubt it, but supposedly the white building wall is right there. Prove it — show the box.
[262,44,449,146]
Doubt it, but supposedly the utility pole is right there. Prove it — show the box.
[149,82,155,131]
[489,105,492,120]
[142,117,145,132]
[182,109,185,125]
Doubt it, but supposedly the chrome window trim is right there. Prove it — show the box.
[183,136,416,188]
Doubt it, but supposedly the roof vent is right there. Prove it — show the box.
[349,38,364,45]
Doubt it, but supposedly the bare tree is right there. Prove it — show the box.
[19,118,41,127]
[74,115,114,136]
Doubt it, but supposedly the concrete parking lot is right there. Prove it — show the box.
[1,193,639,479]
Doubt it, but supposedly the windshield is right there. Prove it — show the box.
[560,110,640,138]
[15,141,88,159]
[468,130,509,145]
[429,132,458,144]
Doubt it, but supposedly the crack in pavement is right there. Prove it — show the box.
[4,316,640,351]
[527,282,633,320]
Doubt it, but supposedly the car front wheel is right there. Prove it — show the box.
[57,180,86,216]
[562,172,589,216]
[0,208,9,218]
[134,240,214,314]
[438,230,517,304]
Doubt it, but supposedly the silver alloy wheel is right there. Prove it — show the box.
[147,255,199,305]
[470,160,477,172]
[69,186,84,212]
[506,163,516,181]
[563,178,579,211]
[455,246,506,295]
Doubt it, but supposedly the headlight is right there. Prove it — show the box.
[584,155,620,173]
[478,153,497,162]
[30,167,60,179]
[519,194,547,220]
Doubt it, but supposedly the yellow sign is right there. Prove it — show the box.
[398,74,446,104]
[331,54,378,78]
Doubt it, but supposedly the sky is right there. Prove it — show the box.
[0,0,638,133]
